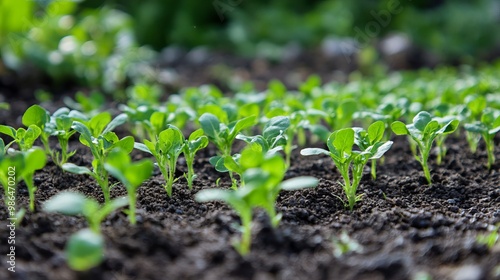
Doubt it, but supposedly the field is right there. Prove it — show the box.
[1,62,500,280]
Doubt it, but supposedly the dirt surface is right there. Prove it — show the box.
[0,119,499,280]
[1,52,500,279]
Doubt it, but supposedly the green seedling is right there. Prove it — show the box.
[236,116,290,155]
[0,124,41,152]
[47,108,79,166]
[0,148,47,211]
[199,113,256,188]
[353,121,390,180]
[301,122,393,210]
[20,104,50,152]
[182,129,209,189]
[219,143,282,189]
[391,111,459,184]
[62,112,131,203]
[19,105,80,167]
[463,95,487,153]
[43,191,128,271]
[464,109,500,169]
[196,156,317,255]
[134,126,184,197]
[104,148,153,225]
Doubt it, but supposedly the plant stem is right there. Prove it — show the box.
[23,174,36,212]
[236,209,252,256]
[128,192,137,225]
[371,159,377,180]
[486,137,495,169]
[185,157,195,189]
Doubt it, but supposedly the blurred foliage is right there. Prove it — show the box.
[1,0,155,93]
[0,0,499,89]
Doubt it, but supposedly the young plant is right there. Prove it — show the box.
[43,191,128,271]
[391,111,459,184]
[20,104,50,152]
[49,108,81,166]
[301,122,393,210]
[463,95,487,153]
[134,125,184,197]
[104,148,153,225]
[352,121,390,180]
[236,116,290,156]
[199,113,256,188]
[196,155,318,255]
[0,124,41,152]
[182,129,209,189]
[62,112,132,203]
[0,148,47,211]
[464,109,500,169]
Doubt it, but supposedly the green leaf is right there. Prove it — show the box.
[125,160,153,189]
[368,141,393,159]
[0,125,16,138]
[62,163,93,175]
[367,121,385,143]
[199,113,221,139]
[43,192,87,215]
[23,148,46,173]
[439,119,459,135]
[22,104,49,128]
[209,156,228,172]
[134,142,152,154]
[230,115,257,139]
[332,128,354,156]
[72,121,93,145]
[103,113,128,135]
[391,121,409,135]
[280,176,318,191]
[88,112,111,137]
[115,136,135,153]
[300,148,330,156]
[464,123,487,134]
[188,128,205,141]
[66,229,104,271]
[263,116,290,140]
[223,155,242,174]
[413,111,432,131]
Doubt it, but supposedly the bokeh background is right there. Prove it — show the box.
[1,0,499,93]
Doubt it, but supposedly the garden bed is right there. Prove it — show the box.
[0,125,499,280]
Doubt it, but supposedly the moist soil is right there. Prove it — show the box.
[0,121,500,280]
[1,54,500,279]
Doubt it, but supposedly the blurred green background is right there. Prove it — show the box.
[1,0,499,90]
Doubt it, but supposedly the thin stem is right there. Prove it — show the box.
[485,137,495,169]
[128,191,137,225]
[23,174,36,212]
[371,159,377,180]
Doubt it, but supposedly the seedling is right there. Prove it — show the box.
[301,122,393,210]
[0,124,41,152]
[464,109,500,169]
[43,191,128,271]
[196,155,318,255]
[49,108,79,166]
[182,129,209,189]
[236,116,289,155]
[104,148,153,225]
[62,112,131,203]
[20,104,50,152]
[391,111,459,184]
[463,95,487,153]
[0,148,47,211]
[134,126,184,197]
[199,113,256,187]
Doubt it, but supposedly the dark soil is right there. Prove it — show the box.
[0,121,499,280]
[1,52,500,279]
